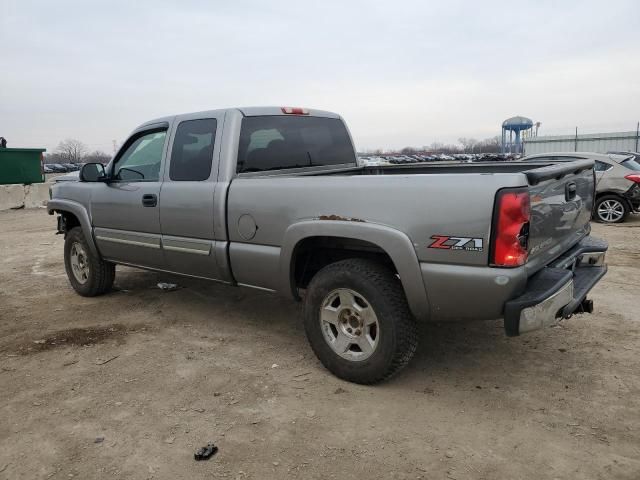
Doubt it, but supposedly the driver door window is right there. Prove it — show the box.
[114,130,167,181]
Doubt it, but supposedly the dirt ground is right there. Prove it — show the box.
[1,209,639,480]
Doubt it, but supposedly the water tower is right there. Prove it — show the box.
[501,116,533,154]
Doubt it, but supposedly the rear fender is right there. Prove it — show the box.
[280,220,430,320]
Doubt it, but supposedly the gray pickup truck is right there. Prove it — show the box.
[48,107,608,384]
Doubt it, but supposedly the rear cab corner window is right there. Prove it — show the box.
[169,118,218,181]
[113,129,168,182]
[236,116,355,173]
[594,161,613,172]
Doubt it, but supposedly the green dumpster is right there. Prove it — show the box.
[0,148,46,185]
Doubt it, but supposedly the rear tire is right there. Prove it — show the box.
[303,258,418,384]
[595,195,628,223]
[64,227,115,296]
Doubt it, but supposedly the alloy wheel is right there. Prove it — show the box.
[70,242,90,284]
[319,288,380,361]
[597,199,624,223]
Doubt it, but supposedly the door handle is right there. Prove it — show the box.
[565,182,577,201]
[142,194,157,207]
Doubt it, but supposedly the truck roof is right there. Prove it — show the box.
[136,107,341,131]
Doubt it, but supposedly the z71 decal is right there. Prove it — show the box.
[429,235,484,252]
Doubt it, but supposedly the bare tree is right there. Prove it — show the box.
[55,138,88,163]
[84,150,111,165]
[475,136,501,154]
[400,146,417,155]
[44,152,64,163]
[458,137,479,153]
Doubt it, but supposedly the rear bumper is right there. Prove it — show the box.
[504,236,608,336]
[623,184,640,212]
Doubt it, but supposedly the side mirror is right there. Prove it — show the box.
[80,163,107,182]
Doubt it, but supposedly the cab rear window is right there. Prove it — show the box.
[237,116,355,173]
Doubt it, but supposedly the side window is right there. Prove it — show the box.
[114,130,167,181]
[169,119,217,181]
[594,161,612,172]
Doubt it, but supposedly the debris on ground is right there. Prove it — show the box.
[94,437,104,444]
[95,355,119,365]
[194,443,218,461]
[271,363,279,368]
[157,282,179,292]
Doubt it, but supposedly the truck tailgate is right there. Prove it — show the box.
[524,160,595,273]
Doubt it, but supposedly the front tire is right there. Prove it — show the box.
[64,227,115,296]
[303,258,418,384]
[595,195,628,223]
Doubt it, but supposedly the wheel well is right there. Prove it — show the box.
[595,192,630,210]
[291,236,396,295]
[58,211,81,232]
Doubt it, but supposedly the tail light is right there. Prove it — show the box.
[490,188,531,267]
[624,173,640,183]
[281,107,309,115]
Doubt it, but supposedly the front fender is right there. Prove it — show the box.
[279,220,430,321]
[47,199,99,257]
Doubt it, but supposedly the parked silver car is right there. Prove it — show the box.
[521,152,640,223]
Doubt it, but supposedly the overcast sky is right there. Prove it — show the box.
[1,0,639,154]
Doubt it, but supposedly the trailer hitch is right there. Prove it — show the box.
[563,298,594,319]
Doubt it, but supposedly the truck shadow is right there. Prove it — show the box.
[111,267,611,393]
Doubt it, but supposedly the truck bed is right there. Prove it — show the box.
[228,158,595,321]
[272,160,584,181]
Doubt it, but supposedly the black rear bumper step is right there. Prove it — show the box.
[560,265,607,318]
[504,268,572,336]
[504,236,608,336]
[550,236,608,269]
